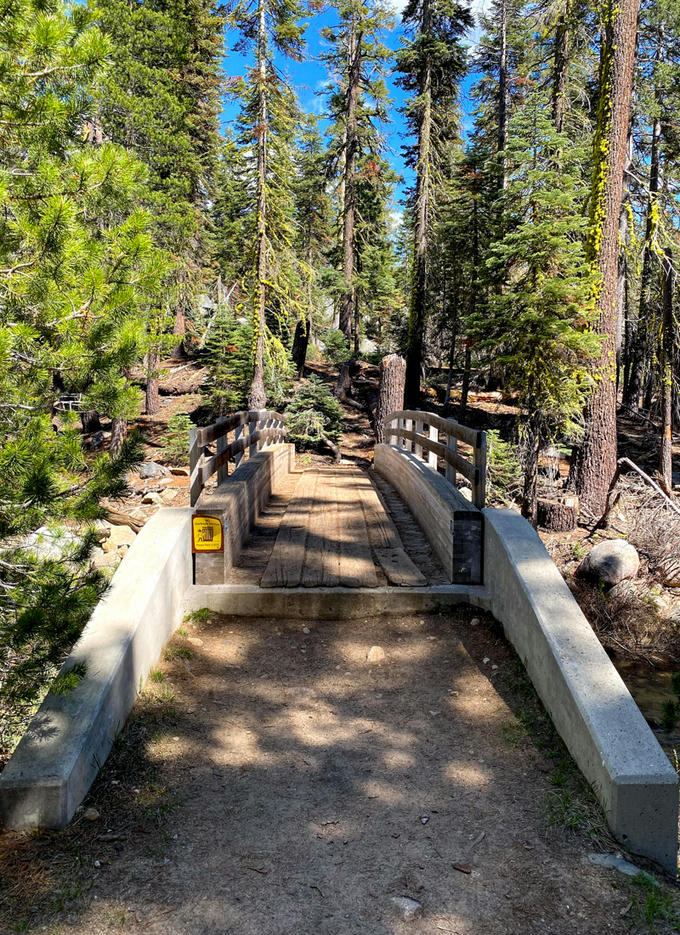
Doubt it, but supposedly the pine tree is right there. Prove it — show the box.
[96,0,224,359]
[321,0,394,360]
[396,0,472,405]
[228,0,308,409]
[469,97,598,521]
[0,0,165,738]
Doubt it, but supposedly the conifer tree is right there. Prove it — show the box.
[469,99,598,520]
[397,0,472,405]
[322,0,394,357]
[228,0,307,408]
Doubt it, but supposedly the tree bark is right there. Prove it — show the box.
[660,250,675,487]
[110,416,126,459]
[339,13,361,346]
[459,337,472,419]
[567,0,640,515]
[291,318,310,379]
[248,0,268,411]
[80,410,102,433]
[537,496,579,531]
[624,113,662,411]
[405,0,432,408]
[551,0,571,133]
[375,354,406,444]
[145,351,161,415]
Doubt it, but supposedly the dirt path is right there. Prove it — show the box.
[0,610,651,934]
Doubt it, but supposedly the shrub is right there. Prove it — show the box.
[162,412,192,464]
[320,329,352,366]
[286,376,343,451]
[486,430,522,506]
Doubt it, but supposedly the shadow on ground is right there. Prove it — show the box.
[0,609,653,934]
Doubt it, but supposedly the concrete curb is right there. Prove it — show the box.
[0,508,192,830]
[483,508,679,872]
[185,583,490,619]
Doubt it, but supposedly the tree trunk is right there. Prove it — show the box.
[291,318,310,379]
[660,250,675,487]
[459,337,472,419]
[375,354,406,444]
[537,495,579,531]
[405,0,432,408]
[551,0,571,133]
[80,410,102,433]
[145,351,161,415]
[110,416,126,459]
[567,0,640,515]
[624,113,661,411]
[339,14,361,346]
[248,0,268,411]
[521,430,540,525]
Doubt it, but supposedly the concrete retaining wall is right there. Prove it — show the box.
[483,508,679,872]
[374,444,482,584]
[194,443,294,584]
[0,507,193,830]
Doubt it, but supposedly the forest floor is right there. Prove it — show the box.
[2,610,674,935]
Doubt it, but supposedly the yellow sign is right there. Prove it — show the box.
[192,515,223,553]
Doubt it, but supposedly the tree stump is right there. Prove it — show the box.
[375,354,406,444]
[537,495,580,531]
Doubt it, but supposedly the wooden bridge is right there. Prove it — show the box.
[189,408,488,591]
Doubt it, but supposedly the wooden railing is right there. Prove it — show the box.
[383,410,487,509]
[189,409,287,506]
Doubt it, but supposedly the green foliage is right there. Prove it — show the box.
[321,329,352,366]
[486,430,522,505]
[163,413,193,465]
[286,376,344,449]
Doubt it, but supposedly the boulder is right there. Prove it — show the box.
[577,539,639,587]
[20,526,79,561]
[108,524,136,547]
[139,461,166,479]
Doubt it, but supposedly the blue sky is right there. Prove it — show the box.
[221,2,487,207]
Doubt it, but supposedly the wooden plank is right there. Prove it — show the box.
[196,411,247,447]
[335,469,378,588]
[260,471,318,588]
[300,469,328,587]
[356,474,426,587]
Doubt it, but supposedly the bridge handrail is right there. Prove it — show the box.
[383,409,486,509]
[189,409,287,506]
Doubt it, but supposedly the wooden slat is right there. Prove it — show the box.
[260,471,318,588]
[356,475,426,587]
[336,470,378,588]
[391,428,478,484]
[384,409,481,448]
[196,411,248,447]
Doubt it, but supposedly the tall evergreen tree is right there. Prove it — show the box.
[396,0,472,405]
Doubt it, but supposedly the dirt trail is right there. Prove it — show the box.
[0,611,644,934]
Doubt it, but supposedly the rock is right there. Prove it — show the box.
[102,539,117,554]
[188,637,203,647]
[141,492,163,505]
[117,545,129,557]
[91,549,120,570]
[161,488,179,503]
[458,487,473,502]
[170,467,190,476]
[366,645,386,665]
[470,617,480,626]
[577,539,640,587]
[587,853,642,877]
[84,807,100,821]
[91,520,112,543]
[139,461,166,479]
[108,524,136,547]
[20,526,79,560]
[390,897,422,921]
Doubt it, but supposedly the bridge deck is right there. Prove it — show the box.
[228,464,448,589]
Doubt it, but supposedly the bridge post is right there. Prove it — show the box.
[414,417,423,459]
[472,431,487,509]
[403,416,412,453]
[446,418,458,486]
[234,423,244,468]
[216,415,229,485]
[189,426,201,507]
[427,423,438,469]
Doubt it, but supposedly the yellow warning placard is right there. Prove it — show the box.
[192,515,223,553]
